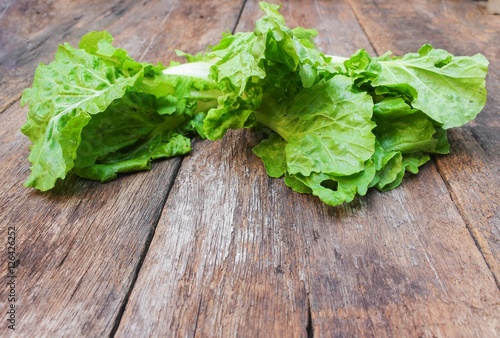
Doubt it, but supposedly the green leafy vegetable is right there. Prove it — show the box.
[21,31,219,190]
[21,2,488,207]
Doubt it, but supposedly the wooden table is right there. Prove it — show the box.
[1,0,499,336]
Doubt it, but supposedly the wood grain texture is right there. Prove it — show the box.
[0,49,179,338]
[115,130,311,337]
[0,0,137,113]
[115,0,499,337]
[1,0,499,337]
[304,164,499,337]
[347,0,500,286]
[0,101,182,337]
[0,0,244,337]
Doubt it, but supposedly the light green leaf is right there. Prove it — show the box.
[252,132,287,178]
[257,75,375,176]
[203,1,331,140]
[285,160,376,206]
[374,112,438,154]
[20,39,143,190]
[74,133,191,182]
[372,45,488,128]
[373,97,415,119]
[20,31,219,190]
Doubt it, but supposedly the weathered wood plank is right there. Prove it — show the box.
[347,0,500,285]
[304,165,499,336]
[0,101,181,337]
[0,0,138,114]
[0,0,245,337]
[1,0,498,336]
[115,130,311,337]
[115,0,499,337]
[0,32,178,338]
